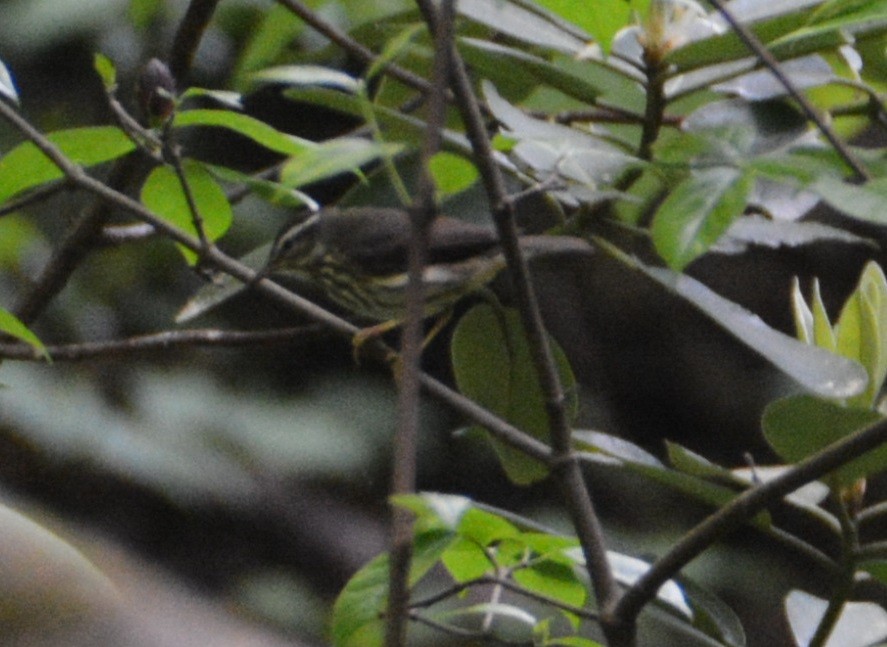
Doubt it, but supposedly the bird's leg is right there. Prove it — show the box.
[352,319,401,364]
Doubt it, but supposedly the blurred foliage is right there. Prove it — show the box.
[0,0,886,645]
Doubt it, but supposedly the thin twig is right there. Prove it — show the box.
[411,574,601,622]
[164,124,210,248]
[0,180,68,218]
[0,326,325,361]
[707,0,870,182]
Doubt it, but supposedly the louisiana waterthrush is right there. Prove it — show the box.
[265,207,593,335]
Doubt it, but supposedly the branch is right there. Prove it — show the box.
[613,415,887,625]
[387,5,456,644]
[0,327,324,361]
[0,94,555,494]
[169,0,221,83]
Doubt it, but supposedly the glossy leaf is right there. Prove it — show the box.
[458,38,607,105]
[812,176,887,226]
[0,126,135,204]
[451,304,577,485]
[513,559,587,611]
[651,167,753,270]
[0,308,47,360]
[457,0,588,55]
[835,262,887,408]
[792,277,815,344]
[141,161,233,264]
[785,589,887,647]
[0,59,18,104]
[392,492,472,532]
[537,0,647,53]
[280,138,402,189]
[431,601,538,629]
[763,395,886,484]
[574,431,769,525]
[811,279,838,352]
[713,215,873,255]
[441,536,491,582]
[250,64,362,94]
[677,576,747,647]
[330,552,387,647]
[173,109,315,157]
[207,164,317,209]
[428,151,477,199]
[604,551,692,619]
[596,241,868,398]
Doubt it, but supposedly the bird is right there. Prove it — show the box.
[263,206,594,342]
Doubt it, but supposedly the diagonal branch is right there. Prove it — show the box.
[613,415,887,626]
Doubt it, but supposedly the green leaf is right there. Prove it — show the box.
[0,308,47,360]
[811,279,837,352]
[428,152,478,199]
[172,109,316,157]
[0,58,19,104]
[513,559,587,611]
[651,167,753,270]
[441,536,492,583]
[366,22,425,82]
[574,431,769,524]
[762,395,886,484]
[0,126,136,204]
[393,492,471,530]
[206,164,316,209]
[791,276,838,352]
[835,262,887,408]
[458,38,608,105]
[93,52,116,91]
[536,0,643,54]
[791,276,815,344]
[596,241,868,399]
[457,0,589,55]
[859,560,887,586]
[330,552,387,647]
[451,304,577,485]
[678,576,747,647]
[812,176,887,226]
[279,137,401,189]
[140,161,233,264]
